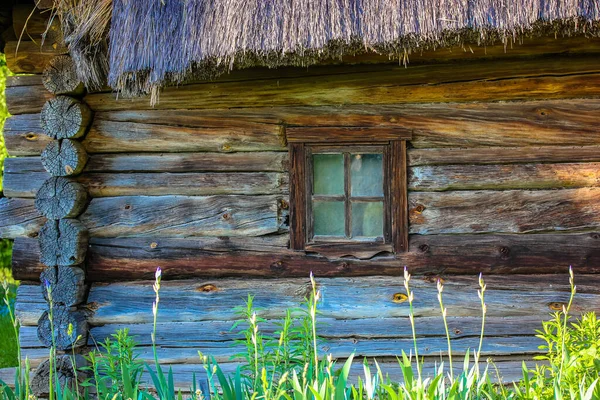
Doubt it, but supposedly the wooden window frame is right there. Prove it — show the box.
[288,127,411,257]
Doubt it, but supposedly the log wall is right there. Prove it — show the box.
[3,53,600,278]
[3,28,600,389]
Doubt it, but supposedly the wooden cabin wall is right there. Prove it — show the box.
[3,36,600,386]
[3,49,600,281]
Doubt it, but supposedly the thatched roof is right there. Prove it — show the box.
[59,0,600,103]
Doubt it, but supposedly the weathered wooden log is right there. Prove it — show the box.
[86,152,288,172]
[35,177,88,219]
[87,275,600,326]
[0,198,45,239]
[12,5,66,52]
[37,307,88,349]
[5,82,54,115]
[42,55,85,96]
[3,157,287,198]
[17,273,600,328]
[85,119,285,153]
[40,96,92,139]
[30,355,87,397]
[40,266,87,306]
[11,238,44,281]
[4,40,67,74]
[409,188,600,234]
[39,219,89,266]
[41,139,88,176]
[408,146,600,166]
[84,55,600,111]
[79,195,284,238]
[409,162,600,191]
[11,232,600,281]
[2,114,51,156]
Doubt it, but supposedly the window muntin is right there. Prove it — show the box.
[307,146,389,243]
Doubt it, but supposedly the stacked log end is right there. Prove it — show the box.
[30,54,92,397]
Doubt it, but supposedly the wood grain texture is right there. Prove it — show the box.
[12,231,600,282]
[3,156,288,197]
[5,84,54,115]
[391,140,409,252]
[84,119,286,153]
[37,306,87,350]
[84,56,600,111]
[0,198,45,238]
[287,127,412,143]
[34,177,88,219]
[42,55,85,95]
[40,266,87,306]
[8,99,600,155]
[409,162,600,191]
[408,146,600,166]
[288,143,306,250]
[16,274,600,326]
[4,41,67,74]
[40,96,92,139]
[2,114,51,156]
[41,139,88,176]
[39,219,89,266]
[79,195,286,238]
[77,172,288,197]
[409,188,600,234]
[85,152,288,172]
[84,232,600,280]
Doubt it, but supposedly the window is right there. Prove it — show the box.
[288,127,411,258]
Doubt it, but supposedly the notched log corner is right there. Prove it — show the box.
[40,266,87,307]
[35,177,88,219]
[39,219,89,266]
[41,96,92,140]
[30,355,88,398]
[41,139,88,176]
[42,55,85,96]
[37,307,88,350]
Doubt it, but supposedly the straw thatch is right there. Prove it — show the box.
[59,0,600,102]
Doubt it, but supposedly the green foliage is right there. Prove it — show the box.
[82,329,145,400]
[2,269,599,400]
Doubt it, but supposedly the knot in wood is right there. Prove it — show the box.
[150,242,158,249]
[197,284,219,293]
[278,199,289,210]
[418,244,430,253]
[270,260,285,270]
[548,302,566,311]
[392,292,408,303]
[453,328,462,335]
[499,246,511,257]
[591,233,600,240]
[25,133,37,140]
[415,204,425,213]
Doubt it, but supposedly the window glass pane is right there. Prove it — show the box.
[351,153,383,197]
[313,200,345,236]
[313,154,344,195]
[351,202,383,238]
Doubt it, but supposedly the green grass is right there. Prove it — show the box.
[0,52,18,369]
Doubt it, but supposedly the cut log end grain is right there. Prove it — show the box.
[41,139,88,176]
[37,307,88,350]
[35,177,88,219]
[30,355,87,397]
[40,96,91,139]
[42,56,85,95]
[38,219,89,267]
[40,266,87,306]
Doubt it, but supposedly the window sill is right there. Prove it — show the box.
[304,242,393,260]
